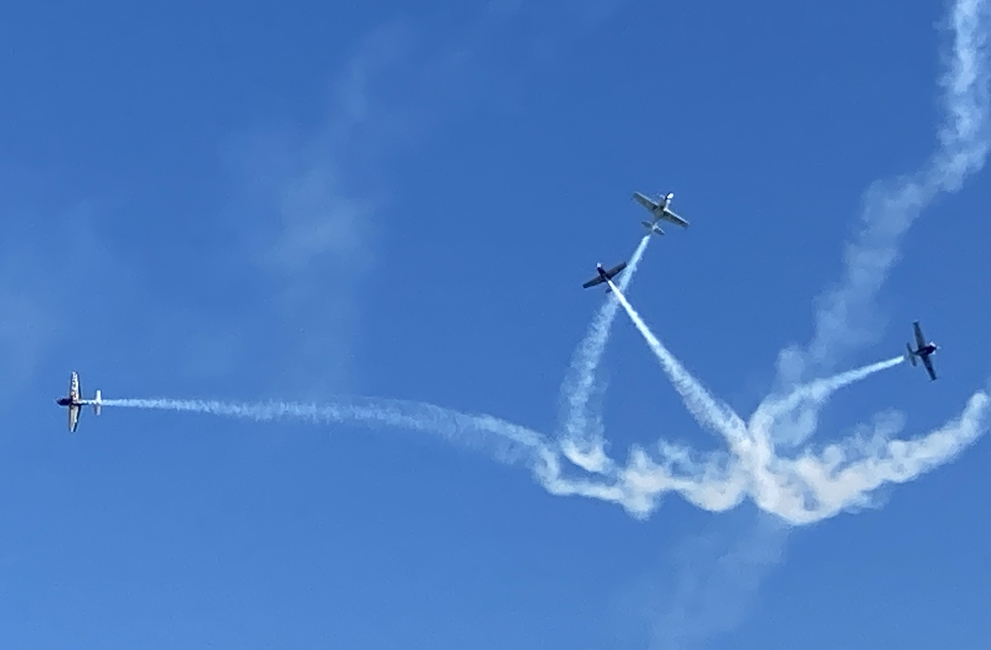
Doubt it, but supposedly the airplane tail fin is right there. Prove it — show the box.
[642,221,665,236]
[605,285,613,294]
[906,344,917,366]
[93,390,102,415]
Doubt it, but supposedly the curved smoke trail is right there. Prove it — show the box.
[773,0,991,447]
[601,282,990,523]
[558,234,650,473]
[99,0,991,528]
[101,340,991,525]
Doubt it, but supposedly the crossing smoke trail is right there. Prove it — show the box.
[559,235,650,473]
[100,368,991,524]
[98,0,991,529]
[600,281,991,523]
[99,275,990,525]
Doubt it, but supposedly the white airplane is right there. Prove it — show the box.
[56,371,102,433]
[633,191,690,236]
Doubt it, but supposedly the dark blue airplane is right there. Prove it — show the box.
[582,261,627,293]
[906,321,939,381]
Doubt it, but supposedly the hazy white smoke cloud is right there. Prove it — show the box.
[643,515,789,650]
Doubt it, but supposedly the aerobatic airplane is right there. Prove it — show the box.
[582,261,628,292]
[633,191,690,236]
[905,321,939,381]
[56,371,102,432]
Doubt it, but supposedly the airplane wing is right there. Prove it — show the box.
[70,372,80,402]
[661,209,690,228]
[913,321,927,349]
[582,275,605,289]
[633,192,658,213]
[604,261,627,279]
[68,404,80,433]
[922,355,937,381]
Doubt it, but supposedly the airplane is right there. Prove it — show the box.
[633,191,690,236]
[905,321,939,381]
[55,371,102,432]
[582,261,628,293]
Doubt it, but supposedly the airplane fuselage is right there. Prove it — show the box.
[908,342,938,368]
[57,371,101,432]
[906,323,938,381]
[648,199,671,219]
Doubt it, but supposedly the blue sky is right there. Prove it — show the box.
[2,1,990,648]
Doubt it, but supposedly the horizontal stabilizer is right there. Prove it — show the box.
[906,344,917,366]
[642,221,665,236]
[93,390,102,415]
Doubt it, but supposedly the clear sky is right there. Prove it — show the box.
[1,1,990,649]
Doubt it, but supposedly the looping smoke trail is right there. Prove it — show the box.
[558,234,650,474]
[100,370,990,525]
[599,283,990,523]
[751,390,991,524]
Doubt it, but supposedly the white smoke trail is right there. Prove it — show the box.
[95,0,991,529]
[569,0,991,526]
[99,374,990,525]
[781,0,991,385]
[558,235,650,474]
[606,280,749,449]
[750,390,990,524]
[611,362,989,524]
[600,282,989,523]
[101,397,550,467]
[99,393,744,518]
[749,356,906,447]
